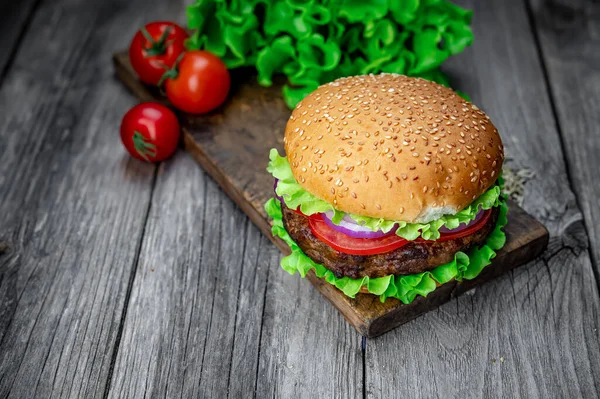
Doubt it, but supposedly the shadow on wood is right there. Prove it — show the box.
[113,51,549,337]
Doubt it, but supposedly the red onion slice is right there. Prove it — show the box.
[273,179,284,202]
[321,210,397,239]
[275,177,397,239]
[439,208,486,234]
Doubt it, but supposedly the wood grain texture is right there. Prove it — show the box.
[366,0,600,397]
[107,153,363,398]
[255,243,363,399]
[0,0,39,81]
[114,52,548,337]
[107,154,270,397]
[1,0,596,396]
[528,0,600,277]
[0,0,182,397]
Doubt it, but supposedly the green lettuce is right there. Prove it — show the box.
[186,0,473,108]
[267,148,502,241]
[265,196,508,304]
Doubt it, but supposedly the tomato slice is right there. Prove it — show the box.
[306,208,494,256]
[290,206,305,216]
[308,214,410,255]
[435,209,492,242]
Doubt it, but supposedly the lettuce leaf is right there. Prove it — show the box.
[186,0,473,109]
[265,196,508,304]
[267,148,502,241]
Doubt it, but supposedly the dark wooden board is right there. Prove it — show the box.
[113,51,549,337]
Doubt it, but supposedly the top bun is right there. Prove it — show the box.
[284,74,504,223]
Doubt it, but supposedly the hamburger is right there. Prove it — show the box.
[265,74,508,304]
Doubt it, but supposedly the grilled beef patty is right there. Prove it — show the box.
[281,204,499,279]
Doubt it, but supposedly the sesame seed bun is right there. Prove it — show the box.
[284,74,504,223]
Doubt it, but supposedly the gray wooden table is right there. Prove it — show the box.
[1,0,599,397]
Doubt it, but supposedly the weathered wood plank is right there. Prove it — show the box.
[107,152,363,397]
[0,0,39,81]
[107,154,272,397]
[0,0,182,397]
[255,253,363,399]
[366,0,600,397]
[528,0,600,276]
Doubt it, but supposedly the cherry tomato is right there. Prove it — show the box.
[163,50,230,114]
[129,21,188,85]
[308,214,410,255]
[120,103,180,162]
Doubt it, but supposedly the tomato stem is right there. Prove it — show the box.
[141,26,172,57]
[132,130,157,162]
[157,52,184,86]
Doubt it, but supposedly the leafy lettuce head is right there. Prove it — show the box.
[186,0,473,108]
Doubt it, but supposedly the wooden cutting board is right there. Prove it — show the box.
[113,52,549,337]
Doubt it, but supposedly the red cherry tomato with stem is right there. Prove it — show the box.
[129,21,188,85]
[161,50,230,114]
[120,103,180,162]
